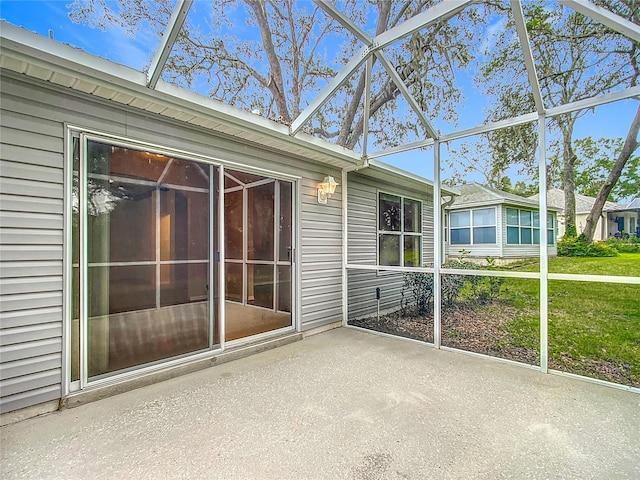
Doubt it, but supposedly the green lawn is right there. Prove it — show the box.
[506,253,640,386]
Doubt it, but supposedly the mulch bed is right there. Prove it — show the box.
[349,301,638,387]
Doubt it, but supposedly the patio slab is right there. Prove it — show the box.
[1,327,639,479]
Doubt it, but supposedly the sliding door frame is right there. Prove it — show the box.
[65,126,301,393]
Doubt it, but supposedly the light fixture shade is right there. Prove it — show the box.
[318,175,339,204]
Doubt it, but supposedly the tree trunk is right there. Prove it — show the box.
[561,121,578,237]
[246,0,291,123]
[581,103,640,242]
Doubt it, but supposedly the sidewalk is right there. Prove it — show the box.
[2,327,639,479]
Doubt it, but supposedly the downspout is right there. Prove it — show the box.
[440,194,456,262]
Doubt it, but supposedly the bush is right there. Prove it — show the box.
[605,237,640,253]
[401,272,433,315]
[558,237,618,257]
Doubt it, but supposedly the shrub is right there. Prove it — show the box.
[558,237,618,257]
[605,237,640,253]
[401,259,508,314]
[401,272,434,315]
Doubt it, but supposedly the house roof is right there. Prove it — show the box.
[0,21,362,171]
[447,183,560,211]
[530,188,623,214]
[606,196,640,212]
[625,197,640,209]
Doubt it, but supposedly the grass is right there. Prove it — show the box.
[502,253,640,277]
[505,253,640,386]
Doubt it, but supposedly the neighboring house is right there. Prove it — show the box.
[445,184,559,261]
[0,24,454,418]
[346,160,457,320]
[607,197,640,237]
[530,188,622,240]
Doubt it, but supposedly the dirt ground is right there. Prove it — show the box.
[349,302,637,387]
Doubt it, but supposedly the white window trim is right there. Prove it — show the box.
[376,190,423,267]
[506,207,555,246]
[448,206,497,246]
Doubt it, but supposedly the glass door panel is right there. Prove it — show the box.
[224,170,293,341]
[247,182,274,261]
[83,139,211,380]
[247,264,274,308]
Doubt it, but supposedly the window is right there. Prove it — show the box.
[507,207,555,245]
[378,192,422,267]
[449,208,496,245]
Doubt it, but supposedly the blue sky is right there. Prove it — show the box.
[2,0,637,192]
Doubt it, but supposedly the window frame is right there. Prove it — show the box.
[506,207,556,245]
[448,206,497,246]
[377,190,423,267]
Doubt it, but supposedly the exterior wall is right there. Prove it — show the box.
[0,89,65,414]
[558,212,622,241]
[346,172,434,319]
[0,72,344,413]
[445,205,558,260]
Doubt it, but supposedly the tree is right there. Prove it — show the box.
[480,1,638,237]
[572,136,640,203]
[581,106,640,241]
[580,0,640,242]
[70,0,482,151]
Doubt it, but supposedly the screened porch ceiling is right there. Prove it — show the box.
[1,1,639,169]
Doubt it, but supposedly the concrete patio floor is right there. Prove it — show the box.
[1,327,639,479]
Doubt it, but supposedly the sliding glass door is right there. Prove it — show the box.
[71,134,295,385]
[224,169,293,341]
[73,137,216,381]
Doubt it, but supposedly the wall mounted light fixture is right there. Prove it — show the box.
[317,175,339,204]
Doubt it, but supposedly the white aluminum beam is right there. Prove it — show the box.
[290,46,369,135]
[367,138,435,159]
[374,0,475,51]
[546,84,640,118]
[292,0,473,136]
[440,112,538,142]
[511,0,545,114]
[537,115,549,374]
[147,0,193,89]
[314,0,373,45]
[362,56,372,157]
[433,140,442,349]
[313,0,439,142]
[559,0,640,43]
[376,52,438,139]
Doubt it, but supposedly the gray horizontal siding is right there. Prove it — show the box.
[0,353,61,380]
[0,194,63,214]
[0,245,63,262]
[0,338,61,364]
[1,71,346,413]
[1,261,63,278]
[0,384,61,415]
[347,172,434,319]
[1,77,65,414]
[347,270,407,320]
[1,307,63,329]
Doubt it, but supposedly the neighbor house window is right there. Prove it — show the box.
[449,207,496,245]
[378,192,422,267]
[507,208,555,245]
